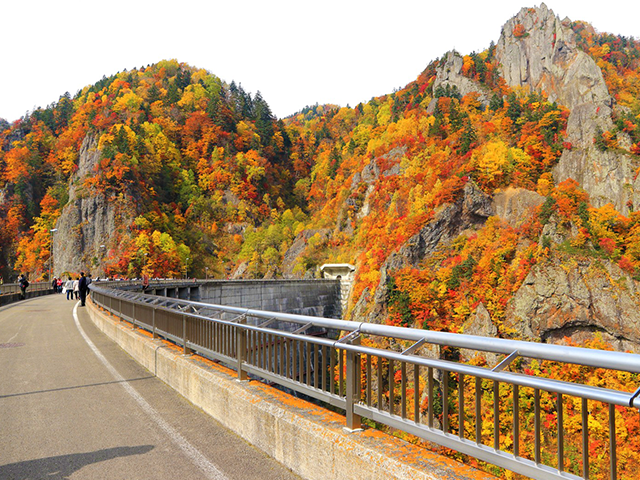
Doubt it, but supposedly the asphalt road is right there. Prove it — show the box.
[0,294,300,480]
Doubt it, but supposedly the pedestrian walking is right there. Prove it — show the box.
[78,272,88,306]
[64,277,74,300]
[73,277,79,299]
[18,274,29,300]
[51,277,58,293]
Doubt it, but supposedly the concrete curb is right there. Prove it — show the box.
[87,300,494,480]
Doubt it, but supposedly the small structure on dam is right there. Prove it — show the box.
[320,263,355,316]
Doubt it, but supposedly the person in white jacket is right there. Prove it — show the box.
[64,277,74,300]
[73,278,80,300]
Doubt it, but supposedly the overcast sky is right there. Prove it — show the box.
[1,1,638,122]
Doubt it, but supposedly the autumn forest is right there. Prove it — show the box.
[3,7,640,477]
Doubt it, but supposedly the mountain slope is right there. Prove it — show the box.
[1,6,640,354]
[3,6,640,475]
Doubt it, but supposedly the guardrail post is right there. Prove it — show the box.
[345,335,362,431]
[152,307,157,339]
[182,314,192,355]
[236,317,248,381]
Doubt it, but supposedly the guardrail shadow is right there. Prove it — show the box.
[0,445,154,479]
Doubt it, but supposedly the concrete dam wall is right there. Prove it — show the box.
[199,279,342,319]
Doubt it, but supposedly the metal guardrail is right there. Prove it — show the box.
[0,281,54,296]
[89,283,640,480]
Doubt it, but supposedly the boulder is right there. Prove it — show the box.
[460,303,500,365]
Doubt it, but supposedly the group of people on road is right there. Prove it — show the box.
[20,272,91,306]
[51,277,63,293]
[60,272,91,306]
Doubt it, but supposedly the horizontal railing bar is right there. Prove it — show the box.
[91,284,640,375]
[91,284,640,409]
[186,342,236,367]
[337,342,636,408]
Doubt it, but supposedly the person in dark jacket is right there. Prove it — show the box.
[18,274,29,300]
[78,272,89,306]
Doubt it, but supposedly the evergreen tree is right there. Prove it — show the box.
[176,68,192,90]
[489,94,504,111]
[276,119,291,150]
[459,120,477,155]
[253,91,274,145]
[506,92,522,124]
[54,93,74,132]
[208,88,237,132]
[146,83,162,103]
[166,82,180,105]
[229,82,253,119]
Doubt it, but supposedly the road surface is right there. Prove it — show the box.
[0,294,300,479]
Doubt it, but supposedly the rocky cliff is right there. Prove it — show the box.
[496,3,640,213]
[494,5,640,348]
[346,4,640,351]
[430,4,639,213]
[352,182,494,325]
[53,134,133,276]
[505,254,640,353]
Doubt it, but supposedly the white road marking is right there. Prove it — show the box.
[7,325,22,343]
[73,302,228,480]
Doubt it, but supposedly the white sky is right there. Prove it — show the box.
[1,1,639,122]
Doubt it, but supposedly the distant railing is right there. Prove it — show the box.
[0,281,54,296]
[90,283,640,480]
[94,278,198,288]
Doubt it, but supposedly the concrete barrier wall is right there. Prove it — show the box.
[200,280,342,318]
[0,288,54,307]
[87,301,492,480]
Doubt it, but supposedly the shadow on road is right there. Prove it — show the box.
[0,376,155,400]
[0,445,154,479]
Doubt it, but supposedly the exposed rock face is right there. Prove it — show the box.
[351,147,405,187]
[347,147,406,221]
[461,303,501,365]
[281,229,331,279]
[430,51,493,111]
[496,4,610,109]
[353,182,494,324]
[505,256,640,353]
[425,4,640,214]
[495,3,640,213]
[53,134,132,276]
[492,187,545,227]
[385,182,493,272]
